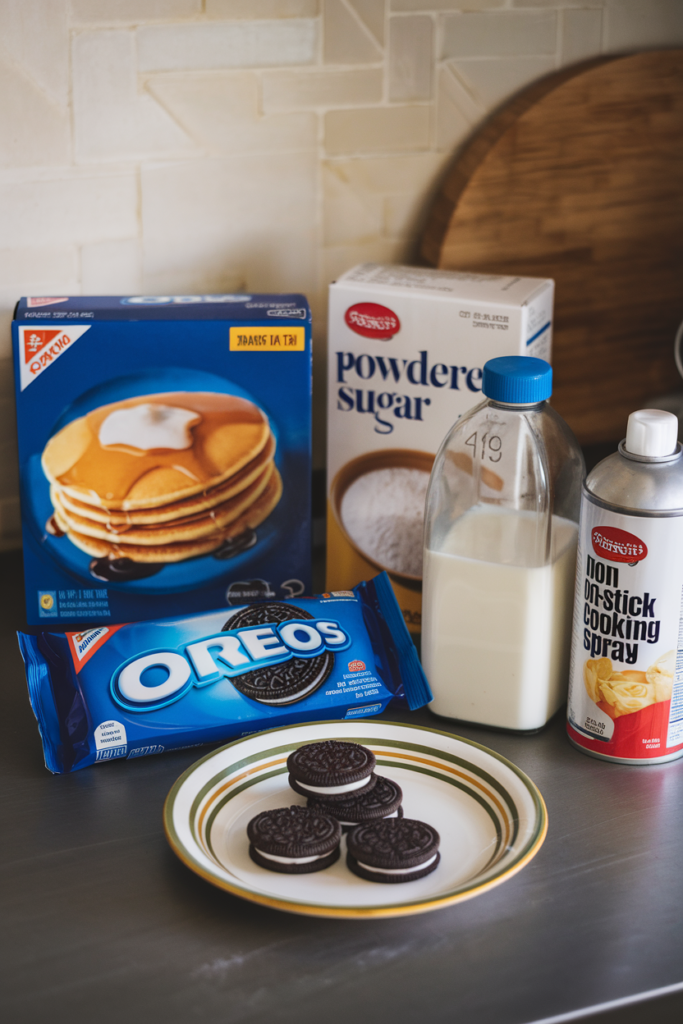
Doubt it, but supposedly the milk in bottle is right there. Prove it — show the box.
[422,357,584,731]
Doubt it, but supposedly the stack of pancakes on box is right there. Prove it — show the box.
[42,391,282,564]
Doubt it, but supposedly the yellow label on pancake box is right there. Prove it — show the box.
[229,327,305,352]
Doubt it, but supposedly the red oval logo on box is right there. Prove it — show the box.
[345,303,400,340]
[592,526,647,563]
[348,660,366,672]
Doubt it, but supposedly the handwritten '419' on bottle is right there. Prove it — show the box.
[567,409,683,764]
[422,356,584,732]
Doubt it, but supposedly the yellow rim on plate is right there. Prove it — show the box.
[164,720,548,919]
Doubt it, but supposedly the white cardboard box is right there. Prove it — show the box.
[326,263,554,632]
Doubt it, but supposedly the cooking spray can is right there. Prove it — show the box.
[567,409,683,764]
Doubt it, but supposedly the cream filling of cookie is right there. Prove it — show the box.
[356,852,438,875]
[338,810,399,826]
[257,849,330,865]
[98,404,200,451]
[298,776,372,795]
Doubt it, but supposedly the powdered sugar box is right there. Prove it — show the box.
[326,263,555,634]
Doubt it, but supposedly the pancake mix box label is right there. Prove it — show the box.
[12,294,312,627]
[327,263,554,632]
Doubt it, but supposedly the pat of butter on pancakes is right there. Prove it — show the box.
[98,403,200,451]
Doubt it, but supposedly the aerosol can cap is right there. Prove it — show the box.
[625,409,678,458]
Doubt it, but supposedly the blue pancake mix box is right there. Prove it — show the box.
[12,294,312,627]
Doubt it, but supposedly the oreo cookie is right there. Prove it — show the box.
[288,740,377,801]
[222,602,334,705]
[346,818,440,883]
[247,805,341,874]
[308,774,403,831]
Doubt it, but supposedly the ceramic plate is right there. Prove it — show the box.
[164,720,547,919]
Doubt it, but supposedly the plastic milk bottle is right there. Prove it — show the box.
[422,356,584,731]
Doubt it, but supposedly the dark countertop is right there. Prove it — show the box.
[2,548,683,1024]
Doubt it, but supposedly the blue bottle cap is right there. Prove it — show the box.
[482,356,552,404]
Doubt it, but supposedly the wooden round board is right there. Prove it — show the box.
[420,50,683,446]
[164,720,547,919]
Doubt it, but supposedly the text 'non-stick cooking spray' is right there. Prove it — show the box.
[567,409,683,763]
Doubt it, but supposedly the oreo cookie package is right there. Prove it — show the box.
[18,572,431,774]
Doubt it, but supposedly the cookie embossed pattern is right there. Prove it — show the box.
[222,603,335,706]
[346,818,440,884]
[248,806,342,874]
[287,739,377,800]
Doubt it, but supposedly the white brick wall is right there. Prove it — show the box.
[0,0,682,548]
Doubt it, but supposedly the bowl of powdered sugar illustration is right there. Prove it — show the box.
[330,449,435,590]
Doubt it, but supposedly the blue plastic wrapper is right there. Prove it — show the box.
[18,572,431,774]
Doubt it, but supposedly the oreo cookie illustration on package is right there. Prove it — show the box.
[225,603,334,705]
[247,805,341,874]
[18,572,432,774]
[346,818,441,884]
